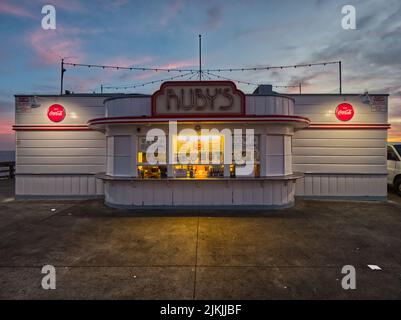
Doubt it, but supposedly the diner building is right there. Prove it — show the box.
[13,81,389,208]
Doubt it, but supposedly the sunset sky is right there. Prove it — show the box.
[0,0,400,149]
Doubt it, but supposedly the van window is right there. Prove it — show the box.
[387,146,399,161]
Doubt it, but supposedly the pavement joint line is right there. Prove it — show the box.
[192,215,200,300]
[37,203,82,222]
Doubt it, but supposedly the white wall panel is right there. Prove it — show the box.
[105,97,151,117]
[105,180,296,207]
[16,131,104,140]
[265,135,284,175]
[17,139,105,148]
[16,165,105,174]
[295,129,387,139]
[16,175,104,197]
[295,174,387,197]
[293,138,384,148]
[245,95,294,116]
[293,147,385,156]
[293,128,386,175]
[294,164,386,174]
[15,95,107,125]
[17,148,106,156]
[290,94,388,124]
[15,96,107,181]
[18,156,106,165]
[293,155,385,165]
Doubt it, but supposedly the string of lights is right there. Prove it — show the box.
[100,70,303,93]
[102,71,195,90]
[204,71,259,86]
[63,61,186,73]
[61,59,341,94]
[186,71,200,80]
[63,60,340,73]
[203,61,340,72]
[203,71,302,93]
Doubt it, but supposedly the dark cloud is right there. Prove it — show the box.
[205,5,223,30]
[357,11,377,29]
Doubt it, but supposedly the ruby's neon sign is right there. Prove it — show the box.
[335,103,354,121]
[152,81,245,117]
[47,104,66,122]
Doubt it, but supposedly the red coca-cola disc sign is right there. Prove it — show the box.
[47,104,66,122]
[335,103,354,121]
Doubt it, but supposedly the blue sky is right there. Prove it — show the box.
[0,0,400,149]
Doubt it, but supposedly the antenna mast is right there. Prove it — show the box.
[199,34,202,81]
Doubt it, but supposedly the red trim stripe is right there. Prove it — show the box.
[87,116,311,127]
[88,114,310,122]
[308,123,390,130]
[13,125,91,131]
[13,121,391,131]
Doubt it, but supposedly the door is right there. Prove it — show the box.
[387,146,399,184]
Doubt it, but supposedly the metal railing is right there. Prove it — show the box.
[0,162,15,179]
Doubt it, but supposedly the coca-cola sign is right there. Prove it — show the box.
[335,103,354,121]
[47,104,66,122]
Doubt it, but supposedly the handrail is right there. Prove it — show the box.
[0,161,15,179]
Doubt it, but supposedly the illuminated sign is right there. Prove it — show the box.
[152,81,245,117]
[335,103,354,121]
[47,104,66,122]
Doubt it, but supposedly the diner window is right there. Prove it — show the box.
[136,133,260,179]
[172,134,225,178]
[231,135,260,177]
[137,136,167,179]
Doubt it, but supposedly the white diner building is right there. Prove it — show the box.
[13,81,389,208]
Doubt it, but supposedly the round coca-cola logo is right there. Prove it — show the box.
[335,103,354,121]
[47,104,66,122]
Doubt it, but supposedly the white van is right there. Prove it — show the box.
[387,143,401,195]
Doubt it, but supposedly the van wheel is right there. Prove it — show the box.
[394,178,401,196]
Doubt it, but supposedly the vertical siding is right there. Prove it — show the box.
[16,175,104,197]
[105,180,295,207]
[295,174,387,197]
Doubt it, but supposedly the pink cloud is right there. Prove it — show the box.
[62,56,156,92]
[102,56,154,67]
[156,59,197,70]
[35,0,85,12]
[28,28,85,66]
[0,1,34,18]
[115,59,198,83]
[0,116,13,135]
